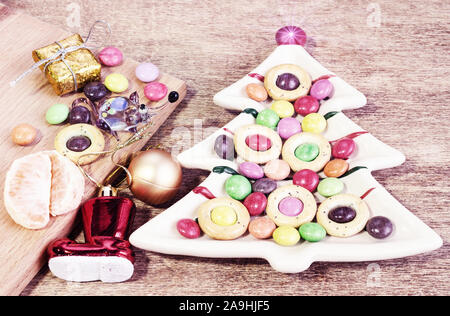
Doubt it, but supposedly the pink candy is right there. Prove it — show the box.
[278,197,304,216]
[310,79,333,100]
[135,62,160,83]
[332,138,356,159]
[239,162,264,180]
[293,169,320,192]
[264,159,291,181]
[245,134,272,151]
[98,46,123,67]
[144,82,168,101]
[244,192,268,216]
[277,117,302,139]
[294,96,320,116]
[177,219,201,239]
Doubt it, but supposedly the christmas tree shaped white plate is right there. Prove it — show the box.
[130,27,442,273]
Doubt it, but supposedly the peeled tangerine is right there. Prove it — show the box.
[4,151,85,229]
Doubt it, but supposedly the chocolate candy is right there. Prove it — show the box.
[249,217,276,239]
[264,159,291,181]
[69,106,91,125]
[177,219,201,239]
[294,96,320,116]
[84,82,111,102]
[277,117,302,139]
[256,109,280,129]
[332,138,356,159]
[239,162,264,180]
[66,136,92,152]
[276,73,300,91]
[366,216,393,239]
[245,134,272,151]
[168,91,179,103]
[252,178,277,194]
[328,206,357,223]
[225,175,252,200]
[246,83,268,102]
[299,222,326,242]
[292,169,319,192]
[310,79,333,100]
[317,178,344,197]
[214,135,235,160]
[324,159,349,178]
[98,46,123,67]
[243,192,268,216]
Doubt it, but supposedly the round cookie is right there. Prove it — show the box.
[264,64,312,101]
[197,197,250,240]
[266,185,317,228]
[54,124,105,165]
[282,132,331,172]
[316,194,370,238]
[234,124,283,164]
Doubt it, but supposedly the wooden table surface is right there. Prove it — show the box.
[2,0,448,296]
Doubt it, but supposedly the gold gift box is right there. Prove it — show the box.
[32,34,101,95]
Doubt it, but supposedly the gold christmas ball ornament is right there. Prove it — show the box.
[128,149,182,205]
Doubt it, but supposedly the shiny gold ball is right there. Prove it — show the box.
[128,149,182,205]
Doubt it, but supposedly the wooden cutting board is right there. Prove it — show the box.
[0,4,186,296]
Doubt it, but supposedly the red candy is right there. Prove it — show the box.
[144,82,168,101]
[177,219,201,239]
[243,192,268,216]
[294,96,320,116]
[332,138,356,159]
[293,169,320,192]
[245,134,272,152]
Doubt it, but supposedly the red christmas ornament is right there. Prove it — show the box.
[276,26,307,46]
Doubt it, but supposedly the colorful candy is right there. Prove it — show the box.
[270,100,295,118]
[299,223,326,242]
[69,105,91,125]
[264,159,291,181]
[256,109,280,129]
[46,103,70,125]
[98,46,123,67]
[144,82,168,101]
[310,79,333,100]
[104,73,129,93]
[176,219,201,239]
[11,123,38,146]
[324,159,349,178]
[366,216,394,239]
[328,206,357,223]
[276,73,300,91]
[246,83,268,102]
[238,162,264,180]
[252,178,277,194]
[84,82,111,102]
[317,178,344,197]
[211,206,237,226]
[249,217,276,239]
[332,138,356,159]
[273,226,300,246]
[225,175,252,200]
[294,143,319,162]
[292,169,319,192]
[214,135,235,160]
[245,134,272,151]
[278,197,303,216]
[277,117,302,139]
[301,113,327,134]
[243,192,268,216]
[135,62,160,83]
[294,96,320,116]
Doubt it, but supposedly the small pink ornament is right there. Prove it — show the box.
[98,46,123,67]
[277,117,302,139]
[144,82,168,101]
[310,79,333,100]
[276,26,307,46]
[135,62,160,83]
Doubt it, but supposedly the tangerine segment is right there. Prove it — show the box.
[4,152,52,229]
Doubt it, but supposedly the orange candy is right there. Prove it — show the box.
[246,83,268,102]
[11,123,38,146]
[249,216,276,239]
[324,159,349,178]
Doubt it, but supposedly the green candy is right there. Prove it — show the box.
[299,223,326,242]
[225,175,252,200]
[256,109,280,129]
[46,103,69,125]
[295,143,319,162]
[317,177,344,197]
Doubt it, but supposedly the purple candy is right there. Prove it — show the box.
[252,178,277,195]
[278,197,304,217]
[310,79,333,100]
[366,216,394,239]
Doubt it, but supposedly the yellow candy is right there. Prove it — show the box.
[270,100,295,118]
[104,73,129,93]
[301,113,327,134]
[272,226,301,246]
[211,206,237,226]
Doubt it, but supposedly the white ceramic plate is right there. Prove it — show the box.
[130,29,442,272]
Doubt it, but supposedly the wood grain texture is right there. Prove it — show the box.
[0,0,448,296]
[0,2,186,296]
